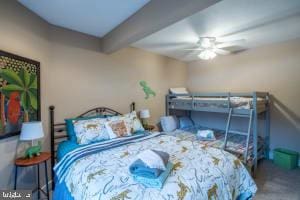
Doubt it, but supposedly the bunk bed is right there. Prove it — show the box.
[165,91,270,174]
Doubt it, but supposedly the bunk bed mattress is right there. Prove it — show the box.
[164,128,264,163]
[172,96,266,109]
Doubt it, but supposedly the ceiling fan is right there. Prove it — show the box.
[183,37,246,60]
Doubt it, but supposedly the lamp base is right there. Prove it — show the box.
[141,119,148,129]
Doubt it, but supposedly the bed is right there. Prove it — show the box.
[166,92,269,114]
[166,91,271,174]
[50,105,257,200]
[171,96,266,111]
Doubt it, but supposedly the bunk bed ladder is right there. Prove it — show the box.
[223,109,254,163]
[223,108,233,150]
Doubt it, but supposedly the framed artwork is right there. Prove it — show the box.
[0,50,40,139]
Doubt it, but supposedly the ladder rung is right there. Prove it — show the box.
[231,114,250,118]
[228,130,248,136]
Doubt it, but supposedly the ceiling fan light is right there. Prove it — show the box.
[198,50,216,60]
[201,38,211,48]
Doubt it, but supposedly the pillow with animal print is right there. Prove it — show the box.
[73,118,109,145]
[123,111,145,133]
[105,111,144,134]
[105,118,131,139]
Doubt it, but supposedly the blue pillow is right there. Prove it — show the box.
[65,115,109,142]
[178,116,194,129]
[160,116,178,132]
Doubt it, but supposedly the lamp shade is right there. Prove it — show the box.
[140,109,150,119]
[20,121,44,141]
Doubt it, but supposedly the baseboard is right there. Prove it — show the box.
[268,151,300,167]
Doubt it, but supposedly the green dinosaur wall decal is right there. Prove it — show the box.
[139,80,156,99]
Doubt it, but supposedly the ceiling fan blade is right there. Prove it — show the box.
[182,48,204,51]
[182,50,199,58]
[214,48,231,55]
[216,39,246,48]
[138,42,196,50]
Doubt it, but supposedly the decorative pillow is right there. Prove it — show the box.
[160,116,178,132]
[73,118,109,145]
[108,111,144,134]
[169,87,189,95]
[65,115,107,142]
[123,111,145,133]
[105,118,131,139]
[179,116,194,129]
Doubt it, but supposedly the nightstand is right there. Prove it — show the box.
[14,152,51,200]
[144,124,156,131]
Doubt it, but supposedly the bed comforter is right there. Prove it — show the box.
[54,133,257,200]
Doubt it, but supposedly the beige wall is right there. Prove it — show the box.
[0,1,187,189]
[187,38,300,155]
[1,0,299,190]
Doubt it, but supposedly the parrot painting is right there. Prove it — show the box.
[7,91,21,125]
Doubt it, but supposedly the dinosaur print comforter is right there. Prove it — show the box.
[54,133,257,200]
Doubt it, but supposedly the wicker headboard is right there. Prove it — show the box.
[49,102,135,188]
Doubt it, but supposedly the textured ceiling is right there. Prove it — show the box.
[133,0,300,62]
[18,0,150,37]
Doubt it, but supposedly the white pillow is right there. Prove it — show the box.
[169,87,189,95]
[160,116,178,132]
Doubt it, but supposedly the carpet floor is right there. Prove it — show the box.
[254,160,300,200]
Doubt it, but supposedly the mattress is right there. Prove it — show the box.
[171,96,266,110]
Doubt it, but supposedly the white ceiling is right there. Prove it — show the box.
[18,0,150,37]
[133,0,300,62]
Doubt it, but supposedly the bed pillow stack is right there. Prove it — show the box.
[66,111,145,145]
[160,115,195,131]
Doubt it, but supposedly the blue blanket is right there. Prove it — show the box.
[133,162,173,189]
[129,150,170,178]
[129,159,163,178]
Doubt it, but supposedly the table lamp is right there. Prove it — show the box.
[20,121,44,158]
[140,109,150,128]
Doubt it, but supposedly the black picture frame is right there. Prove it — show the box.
[0,50,40,140]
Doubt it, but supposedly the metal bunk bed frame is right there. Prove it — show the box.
[166,91,270,175]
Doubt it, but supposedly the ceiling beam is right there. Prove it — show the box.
[101,0,222,54]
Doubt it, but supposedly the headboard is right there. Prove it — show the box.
[49,102,135,188]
